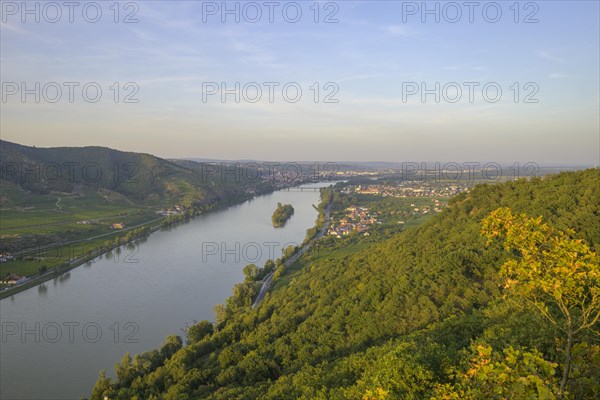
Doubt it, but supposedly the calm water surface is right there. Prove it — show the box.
[0,182,332,399]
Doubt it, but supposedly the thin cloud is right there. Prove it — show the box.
[0,21,63,47]
[548,73,577,79]
[537,50,566,64]
[443,64,466,71]
[382,25,419,37]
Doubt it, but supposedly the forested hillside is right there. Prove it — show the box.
[92,169,600,400]
[0,140,260,205]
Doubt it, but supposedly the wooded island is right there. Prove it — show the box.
[272,202,294,227]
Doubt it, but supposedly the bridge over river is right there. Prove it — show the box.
[284,187,322,192]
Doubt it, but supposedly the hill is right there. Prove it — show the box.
[91,169,600,399]
[0,140,257,204]
[0,140,272,277]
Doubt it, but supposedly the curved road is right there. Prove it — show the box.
[252,191,333,308]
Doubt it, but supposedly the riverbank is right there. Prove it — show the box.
[252,186,334,307]
[1,180,336,400]
[0,221,164,300]
[0,182,333,300]
[1,186,270,299]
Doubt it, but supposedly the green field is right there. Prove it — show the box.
[0,185,163,278]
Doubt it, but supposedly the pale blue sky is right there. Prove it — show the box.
[1,0,598,164]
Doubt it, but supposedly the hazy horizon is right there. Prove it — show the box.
[1,1,599,164]
[1,138,596,167]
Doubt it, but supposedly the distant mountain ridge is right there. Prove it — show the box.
[0,141,275,274]
[179,157,374,172]
[0,140,254,206]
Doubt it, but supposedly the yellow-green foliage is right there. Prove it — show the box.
[91,169,600,400]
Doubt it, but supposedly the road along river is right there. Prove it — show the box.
[0,182,333,400]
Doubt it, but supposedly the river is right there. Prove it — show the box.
[0,182,333,400]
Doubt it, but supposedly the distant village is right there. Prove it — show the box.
[345,182,469,198]
[158,204,186,216]
[77,219,126,230]
[0,253,26,287]
[328,206,380,238]
[328,181,472,239]
[0,272,26,286]
[0,253,15,264]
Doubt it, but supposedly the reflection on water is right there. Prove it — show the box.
[54,272,71,284]
[38,283,48,296]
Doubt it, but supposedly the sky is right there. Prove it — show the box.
[1,0,599,164]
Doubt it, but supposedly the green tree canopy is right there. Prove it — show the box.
[482,207,600,395]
